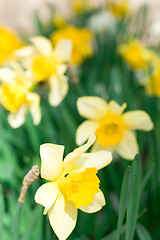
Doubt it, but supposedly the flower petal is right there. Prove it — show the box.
[123,110,154,131]
[31,36,52,56]
[80,190,106,213]
[0,68,16,84]
[48,192,77,240]
[54,39,72,62]
[15,46,35,58]
[76,120,99,145]
[63,132,96,170]
[115,131,139,160]
[75,150,112,171]
[108,100,127,115]
[40,143,64,181]
[27,92,41,125]
[77,96,108,120]
[8,105,28,128]
[48,75,68,106]
[35,182,59,214]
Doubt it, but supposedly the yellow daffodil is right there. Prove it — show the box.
[35,133,112,240]
[53,15,66,29]
[76,97,154,160]
[72,0,93,15]
[16,37,72,106]
[107,0,129,18]
[0,24,23,65]
[51,25,93,65]
[139,58,160,97]
[118,40,154,70]
[0,63,41,128]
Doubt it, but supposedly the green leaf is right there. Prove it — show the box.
[0,185,4,238]
[12,202,23,240]
[126,154,142,240]
[136,223,152,240]
[116,167,132,240]
[141,164,154,193]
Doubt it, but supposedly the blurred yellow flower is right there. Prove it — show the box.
[118,40,154,70]
[141,63,160,97]
[51,25,93,65]
[0,24,23,65]
[15,37,72,106]
[53,15,66,29]
[108,0,129,18]
[0,63,41,128]
[35,133,112,240]
[76,97,154,160]
[72,0,93,15]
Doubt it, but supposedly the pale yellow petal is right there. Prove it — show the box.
[48,192,77,240]
[48,75,68,106]
[40,143,64,181]
[91,141,114,153]
[80,190,105,213]
[75,150,112,171]
[77,96,108,120]
[108,100,127,115]
[115,131,139,160]
[63,132,96,170]
[8,105,28,128]
[27,92,41,125]
[31,36,52,56]
[54,39,72,62]
[15,46,35,58]
[123,110,154,131]
[35,182,59,214]
[0,68,15,84]
[76,120,99,145]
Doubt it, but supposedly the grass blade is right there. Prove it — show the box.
[0,185,4,238]
[12,202,23,240]
[136,223,152,240]
[126,154,142,240]
[116,167,132,240]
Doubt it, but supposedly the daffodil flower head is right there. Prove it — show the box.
[107,0,129,18]
[0,24,23,65]
[51,25,93,65]
[35,133,112,240]
[0,63,41,128]
[76,97,154,160]
[118,39,154,70]
[16,36,72,106]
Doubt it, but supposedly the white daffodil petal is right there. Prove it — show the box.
[77,96,108,120]
[115,131,139,160]
[27,92,41,125]
[80,190,106,213]
[63,132,96,170]
[54,39,72,62]
[75,150,112,171]
[31,36,52,56]
[35,182,59,214]
[14,46,35,58]
[123,110,154,131]
[91,141,114,153]
[108,100,127,115]
[8,105,28,128]
[76,120,99,145]
[48,192,77,240]
[56,64,68,75]
[0,68,16,84]
[48,75,68,106]
[40,143,64,181]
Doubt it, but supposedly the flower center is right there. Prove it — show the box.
[32,55,58,82]
[0,84,27,112]
[58,167,100,208]
[96,112,125,147]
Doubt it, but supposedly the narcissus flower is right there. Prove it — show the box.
[16,37,72,106]
[51,25,93,65]
[35,133,112,240]
[76,97,154,160]
[108,0,129,18]
[118,40,154,70]
[0,63,41,128]
[72,0,93,15]
[0,24,23,65]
